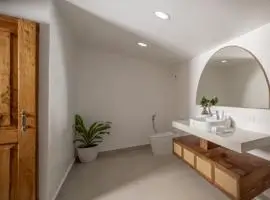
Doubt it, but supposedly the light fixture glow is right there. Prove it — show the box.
[137,42,148,47]
[221,60,228,63]
[154,11,170,20]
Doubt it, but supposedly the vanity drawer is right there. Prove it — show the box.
[174,143,182,157]
[214,167,238,198]
[183,148,195,167]
[173,135,270,200]
[196,156,212,180]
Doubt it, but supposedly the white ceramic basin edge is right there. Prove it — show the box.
[189,117,227,132]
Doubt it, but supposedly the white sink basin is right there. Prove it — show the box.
[189,117,227,132]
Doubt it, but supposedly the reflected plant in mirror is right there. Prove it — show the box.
[196,46,270,109]
[208,96,219,115]
[199,96,219,115]
[200,96,210,115]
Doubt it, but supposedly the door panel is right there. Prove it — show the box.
[0,31,11,126]
[0,23,19,145]
[11,31,18,128]
[0,15,38,200]
[0,145,13,200]
[0,129,17,144]
[17,19,38,200]
[0,29,18,128]
[10,146,18,200]
[18,19,37,131]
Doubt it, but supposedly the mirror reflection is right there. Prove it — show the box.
[196,46,269,109]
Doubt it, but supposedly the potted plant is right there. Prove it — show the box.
[200,96,210,115]
[208,96,219,115]
[73,114,112,163]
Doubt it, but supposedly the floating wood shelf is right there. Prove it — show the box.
[173,135,270,200]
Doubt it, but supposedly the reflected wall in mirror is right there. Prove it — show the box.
[196,46,270,109]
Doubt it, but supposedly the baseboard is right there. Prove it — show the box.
[52,159,75,200]
[99,144,151,157]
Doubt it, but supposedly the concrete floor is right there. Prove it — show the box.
[56,147,231,200]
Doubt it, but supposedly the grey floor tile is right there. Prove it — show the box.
[56,147,228,200]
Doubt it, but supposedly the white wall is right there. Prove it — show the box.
[0,1,50,23]
[76,48,178,152]
[175,63,191,119]
[48,3,77,200]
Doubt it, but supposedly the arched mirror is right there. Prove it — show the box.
[196,46,270,109]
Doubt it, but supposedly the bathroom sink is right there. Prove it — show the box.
[189,117,227,132]
[173,120,270,152]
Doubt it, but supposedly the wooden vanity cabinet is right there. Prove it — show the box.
[173,142,182,158]
[183,148,195,167]
[174,135,270,200]
[196,156,212,181]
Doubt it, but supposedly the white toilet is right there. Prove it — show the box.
[149,132,177,155]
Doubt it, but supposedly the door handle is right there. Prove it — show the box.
[21,110,27,133]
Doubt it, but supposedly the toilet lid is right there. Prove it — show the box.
[150,132,174,138]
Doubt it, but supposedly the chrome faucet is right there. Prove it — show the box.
[215,110,220,120]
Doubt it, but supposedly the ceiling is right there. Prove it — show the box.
[8,0,49,2]
[57,0,270,65]
[56,1,183,65]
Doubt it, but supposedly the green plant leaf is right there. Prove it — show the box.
[73,115,112,147]
[88,122,103,138]
[89,125,111,141]
[74,114,87,133]
[90,122,109,134]
[75,131,91,145]
[94,124,111,133]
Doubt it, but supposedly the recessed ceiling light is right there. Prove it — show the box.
[154,11,170,20]
[221,60,228,63]
[137,42,148,47]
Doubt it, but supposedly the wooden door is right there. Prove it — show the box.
[0,15,38,200]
